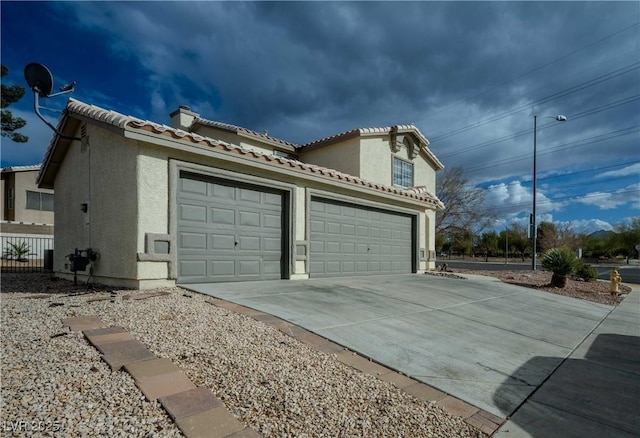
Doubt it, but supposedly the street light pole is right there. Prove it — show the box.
[532,114,567,271]
[532,116,538,271]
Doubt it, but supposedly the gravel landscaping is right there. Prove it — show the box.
[449,268,632,306]
[1,273,485,437]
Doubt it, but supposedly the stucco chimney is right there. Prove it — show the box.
[170,105,199,131]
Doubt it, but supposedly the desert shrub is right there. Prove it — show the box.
[575,259,598,282]
[3,241,35,262]
[541,247,578,288]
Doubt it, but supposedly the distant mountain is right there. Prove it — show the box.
[589,230,615,238]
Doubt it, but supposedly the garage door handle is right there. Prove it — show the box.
[235,241,239,246]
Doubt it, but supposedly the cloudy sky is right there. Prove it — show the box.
[1,1,638,234]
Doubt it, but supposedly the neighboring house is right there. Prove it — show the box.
[1,164,54,229]
[1,165,54,264]
[37,99,444,289]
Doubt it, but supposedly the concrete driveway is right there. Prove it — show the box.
[184,274,612,418]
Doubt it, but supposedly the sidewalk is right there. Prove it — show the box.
[494,287,640,437]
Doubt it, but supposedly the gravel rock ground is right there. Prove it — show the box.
[448,268,632,306]
[1,273,484,438]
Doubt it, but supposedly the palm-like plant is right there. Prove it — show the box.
[541,247,578,288]
[3,241,35,262]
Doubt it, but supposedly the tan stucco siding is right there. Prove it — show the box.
[360,137,393,186]
[53,125,139,280]
[136,147,170,279]
[7,171,55,224]
[298,137,360,177]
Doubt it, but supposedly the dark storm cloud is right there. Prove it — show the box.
[61,1,637,154]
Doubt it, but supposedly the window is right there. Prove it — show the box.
[8,188,14,209]
[392,157,413,188]
[26,191,54,211]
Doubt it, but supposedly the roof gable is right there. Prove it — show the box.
[301,124,444,170]
[37,98,444,209]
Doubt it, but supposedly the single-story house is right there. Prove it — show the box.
[37,99,444,289]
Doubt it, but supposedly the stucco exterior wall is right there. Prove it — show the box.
[359,137,394,186]
[53,125,139,283]
[298,137,360,177]
[136,147,170,280]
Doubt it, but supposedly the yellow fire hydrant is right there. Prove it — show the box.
[610,269,622,296]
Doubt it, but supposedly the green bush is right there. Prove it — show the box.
[541,247,579,288]
[575,259,598,282]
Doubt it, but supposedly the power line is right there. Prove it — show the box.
[463,125,640,174]
[430,62,640,141]
[436,94,640,159]
[482,174,639,200]
[535,160,640,183]
[485,187,639,214]
[417,22,640,124]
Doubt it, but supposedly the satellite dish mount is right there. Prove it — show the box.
[24,63,79,141]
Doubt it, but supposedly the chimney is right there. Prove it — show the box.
[170,105,199,131]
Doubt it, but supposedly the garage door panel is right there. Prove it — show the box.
[180,204,207,222]
[264,213,281,229]
[238,260,260,276]
[212,234,235,250]
[323,261,338,273]
[211,183,235,199]
[181,178,208,195]
[180,232,208,249]
[327,241,341,253]
[212,208,235,225]
[310,198,413,278]
[263,261,282,275]
[342,242,356,254]
[237,235,260,251]
[263,237,282,252]
[327,203,341,215]
[342,224,356,235]
[239,211,260,227]
[180,260,207,277]
[239,188,261,203]
[343,261,355,273]
[310,220,325,233]
[178,173,284,283]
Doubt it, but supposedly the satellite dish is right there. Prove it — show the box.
[24,63,54,97]
[23,62,80,141]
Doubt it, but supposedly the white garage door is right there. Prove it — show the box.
[177,172,285,283]
[309,198,414,277]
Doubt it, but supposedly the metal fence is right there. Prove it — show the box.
[1,235,54,273]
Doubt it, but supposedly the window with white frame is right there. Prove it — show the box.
[392,157,413,188]
[26,191,54,211]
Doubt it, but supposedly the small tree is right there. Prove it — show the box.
[436,167,495,236]
[478,231,498,262]
[541,247,578,288]
[510,223,530,261]
[1,65,28,143]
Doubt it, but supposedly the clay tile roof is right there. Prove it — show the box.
[38,98,443,209]
[193,117,300,149]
